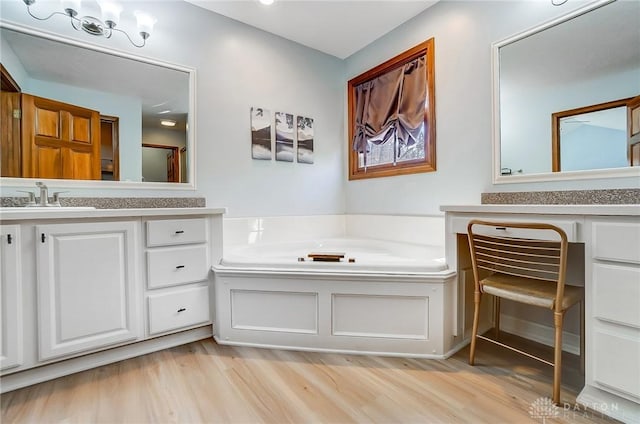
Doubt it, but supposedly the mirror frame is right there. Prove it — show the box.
[0,21,197,191]
[491,0,640,184]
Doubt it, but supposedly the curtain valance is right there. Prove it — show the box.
[352,55,427,154]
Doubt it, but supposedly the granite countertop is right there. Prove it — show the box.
[440,204,640,216]
[0,207,226,221]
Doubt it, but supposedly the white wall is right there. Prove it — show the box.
[2,0,638,214]
[344,0,640,216]
[0,0,345,215]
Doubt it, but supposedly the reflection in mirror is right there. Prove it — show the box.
[0,25,192,185]
[495,0,640,181]
[551,97,637,172]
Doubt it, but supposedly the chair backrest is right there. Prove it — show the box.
[467,220,569,310]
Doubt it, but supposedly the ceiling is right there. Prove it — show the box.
[184,0,439,59]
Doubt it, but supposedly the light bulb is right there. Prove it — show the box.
[98,1,122,28]
[134,10,157,39]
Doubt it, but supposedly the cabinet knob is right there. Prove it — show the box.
[177,308,186,313]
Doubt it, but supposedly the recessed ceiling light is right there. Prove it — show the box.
[161,119,176,127]
[259,0,274,5]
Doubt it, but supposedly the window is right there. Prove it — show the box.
[348,38,436,180]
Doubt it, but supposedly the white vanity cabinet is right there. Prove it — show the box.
[584,217,640,407]
[36,221,140,361]
[442,205,640,423]
[0,207,224,393]
[1,225,22,370]
[144,218,211,336]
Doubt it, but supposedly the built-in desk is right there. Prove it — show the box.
[441,205,640,423]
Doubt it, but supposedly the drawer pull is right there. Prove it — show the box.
[495,227,507,231]
[175,265,185,269]
[177,308,186,313]
[175,230,185,234]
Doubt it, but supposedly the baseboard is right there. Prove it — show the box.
[0,326,212,394]
[499,314,580,355]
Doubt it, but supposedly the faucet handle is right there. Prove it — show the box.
[51,191,69,206]
[17,190,37,206]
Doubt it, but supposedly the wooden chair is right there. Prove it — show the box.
[467,220,584,404]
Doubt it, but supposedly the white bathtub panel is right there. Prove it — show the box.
[230,290,318,334]
[214,272,454,357]
[332,294,429,340]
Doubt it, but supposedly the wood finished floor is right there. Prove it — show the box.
[1,335,619,424]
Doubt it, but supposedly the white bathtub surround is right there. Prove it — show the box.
[223,214,446,249]
[215,214,465,358]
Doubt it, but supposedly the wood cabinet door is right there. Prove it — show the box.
[36,221,140,361]
[0,225,22,370]
[21,94,101,180]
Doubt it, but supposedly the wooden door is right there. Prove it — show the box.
[628,95,640,166]
[21,94,101,180]
[36,221,140,361]
[0,92,22,177]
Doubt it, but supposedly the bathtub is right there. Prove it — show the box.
[213,236,460,358]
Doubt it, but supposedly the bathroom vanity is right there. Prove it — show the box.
[441,204,640,422]
[0,207,224,393]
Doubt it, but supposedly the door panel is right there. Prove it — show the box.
[36,146,63,179]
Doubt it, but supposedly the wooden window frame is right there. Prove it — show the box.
[347,38,436,180]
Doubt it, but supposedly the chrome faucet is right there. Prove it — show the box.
[35,181,49,206]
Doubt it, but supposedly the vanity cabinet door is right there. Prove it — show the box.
[36,221,140,361]
[1,225,22,370]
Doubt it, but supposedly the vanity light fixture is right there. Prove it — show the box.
[160,119,177,127]
[22,0,156,48]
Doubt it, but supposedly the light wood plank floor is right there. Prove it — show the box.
[1,335,620,423]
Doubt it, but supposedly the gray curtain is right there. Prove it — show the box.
[352,55,427,155]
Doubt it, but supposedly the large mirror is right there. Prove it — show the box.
[493,0,640,183]
[0,23,194,187]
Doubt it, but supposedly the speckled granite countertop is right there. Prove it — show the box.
[0,197,206,209]
[481,189,640,205]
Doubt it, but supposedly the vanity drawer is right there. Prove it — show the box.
[593,263,640,328]
[147,245,209,289]
[593,329,640,400]
[146,218,207,247]
[453,217,578,241]
[148,286,210,335]
[592,222,640,263]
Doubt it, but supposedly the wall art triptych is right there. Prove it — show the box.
[251,106,314,164]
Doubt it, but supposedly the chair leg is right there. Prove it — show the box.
[580,300,585,375]
[469,291,482,365]
[553,311,565,405]
[494,296,501,339]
